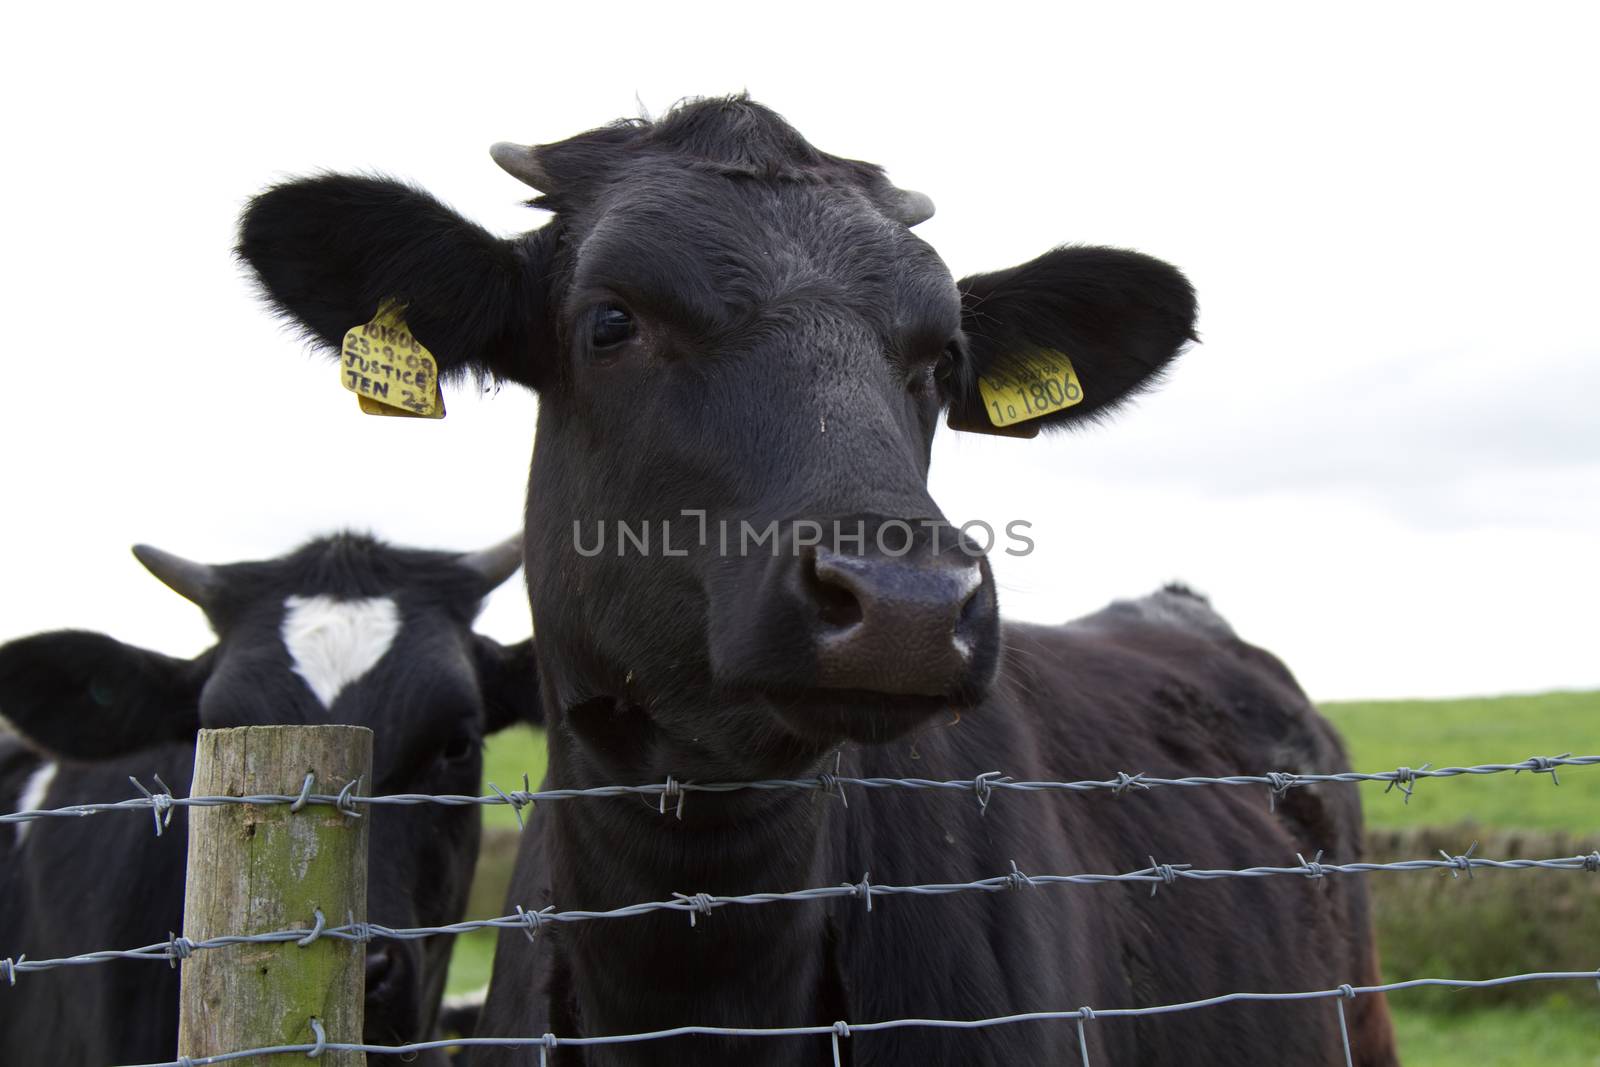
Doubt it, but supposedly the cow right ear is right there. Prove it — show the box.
[236,174,558,389]
[0,631,206,761]
[473,636,543,732]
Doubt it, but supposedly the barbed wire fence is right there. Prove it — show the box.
[3,738,1597,1065]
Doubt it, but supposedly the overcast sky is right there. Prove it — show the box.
[2,3,1595,702]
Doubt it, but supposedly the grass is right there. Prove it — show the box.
[1315,690,1599,1063]
[481,723,548,831]
[1320,689,1599,832]
[1394,998,1600,1066]
[449,692,1600,1061]
[447,928,498,995]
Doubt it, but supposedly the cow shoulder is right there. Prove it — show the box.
[1015,590,1359,856]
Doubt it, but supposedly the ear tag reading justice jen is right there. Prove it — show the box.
[340,303,445,419]
[977,350,1085,428]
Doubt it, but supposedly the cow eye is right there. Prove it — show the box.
[589,304,635,350]
[440,736,478,763]
[911,346,957,397]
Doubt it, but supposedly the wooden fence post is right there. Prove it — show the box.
[177,725,372,1065]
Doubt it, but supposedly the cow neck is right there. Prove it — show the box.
[544,707,840,1059]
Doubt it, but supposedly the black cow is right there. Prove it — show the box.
[0,533,539,1065]
[238,97,1398,1065]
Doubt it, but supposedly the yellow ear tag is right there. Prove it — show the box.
[977,350,1084,427]
[340,303,445,419]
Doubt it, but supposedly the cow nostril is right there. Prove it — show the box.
[805,554,865,630]
[365,947,394,990]
[956,572,985,648]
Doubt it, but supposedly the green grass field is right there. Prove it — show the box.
[453,691,1600,1063]
[1321,690,1599,833]
[480,723,548,832]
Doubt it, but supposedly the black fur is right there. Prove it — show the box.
[237,97,1396,1065]
[0,533,539,1065]
[951,245,1198,432]
[238,175,555,387]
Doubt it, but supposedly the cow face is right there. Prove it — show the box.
[238,97,1196,780]
[0,533,539,1046]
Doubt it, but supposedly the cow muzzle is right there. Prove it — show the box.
[708,518,999,701]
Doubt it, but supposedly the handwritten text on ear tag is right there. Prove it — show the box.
[340,303,445,419]
[977,350,1084,427]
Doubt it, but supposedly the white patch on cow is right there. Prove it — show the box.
[281,595,402,710]
[13,761,58,846]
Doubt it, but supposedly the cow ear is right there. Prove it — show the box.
[946,246,1197,437]
[0,631,207,760]
[237,174,557,389]
[473,635,542,732]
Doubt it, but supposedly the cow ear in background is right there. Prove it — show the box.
[236,174,559,389]
[0,631,206,760]
[473,636,542,732]
[946,246,1197,437]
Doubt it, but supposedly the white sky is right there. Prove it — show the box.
[2,3,1595,702]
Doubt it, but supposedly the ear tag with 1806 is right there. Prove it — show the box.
[977,350,1084,427]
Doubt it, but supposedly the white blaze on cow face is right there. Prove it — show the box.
[281,595,402,710]
[13,761,58,846]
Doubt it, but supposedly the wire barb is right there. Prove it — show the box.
[659,776,686,819]
[849,872,873,912]
[487,781,529,829]
[1298,851,1327,880]
[1439,842,1479,879]
[344,910,373,945]
[128,776,177,837]
[1265,771,1300,811]
[972,771,1008,814]
[1516,753,1572,786]
[515,904,553,942]
[165,933,195,968]
[1144,856,1191,897]
[673,892,717,927]
[334,778,363,819]
[1006,860,1035,891]
[1382,763,1431,804]
[1110,771,1149,798]
[817,751,850,808]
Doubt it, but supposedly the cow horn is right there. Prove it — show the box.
[490,142,554,192]
[890,187,936,227]
[459,534,524,593]
[132,544,220,609]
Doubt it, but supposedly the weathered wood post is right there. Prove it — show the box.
[178,725,372,1065]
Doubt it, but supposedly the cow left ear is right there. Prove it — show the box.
[946,246,1197,438]
[473,636,542,732]
[0,631,207,761]
[237,174,557,389]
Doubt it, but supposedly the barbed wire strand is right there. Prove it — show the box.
[114,967,1600,1066]
[3,753,1596,832]
[7,849,1596,983]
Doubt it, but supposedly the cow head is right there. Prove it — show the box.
[0,533,538,1047]
[238,97,1195,783]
